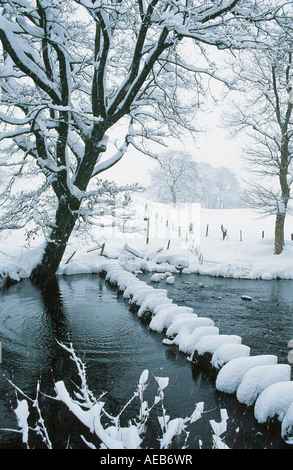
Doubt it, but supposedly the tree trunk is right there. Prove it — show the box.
[30,126,106,287]
[274,211,286,255]
[30,198,79,287]
[171,185,177,207]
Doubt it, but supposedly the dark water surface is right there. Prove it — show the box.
[0,273,292,449]
[144,272,293,366]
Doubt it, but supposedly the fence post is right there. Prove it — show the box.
[206,224,209,237]
[144,217,150,244]
[221,224,227,240]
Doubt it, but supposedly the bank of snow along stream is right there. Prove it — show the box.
[90,257,293,446]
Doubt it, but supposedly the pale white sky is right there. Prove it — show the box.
[104,42,246,189]
[105,112,244,188]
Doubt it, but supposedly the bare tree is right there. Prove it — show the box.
[227,33,293,254]
[148,156,242,208]
[0,0,287,285]
[147,150,198,205]
[196,163,242,209]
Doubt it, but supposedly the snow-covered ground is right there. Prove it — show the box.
[198,208,293,280]
[1,203,293,446]
[2,203,293,282]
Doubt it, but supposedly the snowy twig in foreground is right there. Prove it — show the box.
[1,372,53,449]
[210,408,230,450]
[1,341,230,449]
[53,341,199,449]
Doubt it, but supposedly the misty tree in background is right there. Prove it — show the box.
[196,163,242,209]
[148,155,242,208]
[147,151,198,205]
[0,0,287,285]
[227,31,293,254]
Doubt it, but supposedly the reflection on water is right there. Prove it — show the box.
[0,274,291,449]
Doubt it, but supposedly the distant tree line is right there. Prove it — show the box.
[147,151,242,209]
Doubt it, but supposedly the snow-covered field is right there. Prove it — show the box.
[1,203,293,446]
[197,208,293,280]
[2,202,293,282]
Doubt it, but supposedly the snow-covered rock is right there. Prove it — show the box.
[163,323,216,351]
[123,282,148,299]
[106,268,137,290]
[236,364,291,405]
[215,355,278,394]
[165,315,214,338]
[211,344,250,370]
[241,295,252,301]
[166,275,175,284]
[254,381,293,423]
[149,305,197,333]
[150,273,166,282]
[152,250,191,270]
[132,287,168,306]
[137,294,172,318]
[176,326,219,355]
[194,334,242,356]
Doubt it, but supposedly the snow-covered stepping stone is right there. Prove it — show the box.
[165,316,214,339]
[211,344,251,370]
[281,402,293,444]
[178,326,219,356]
[254,381,293,424]
[138,294,172,318]
[123,282,149,299]
[164,322,217,350]
[191,335,242,367]
[132,287,167,306]
[215,355,278,394]
[194,335,242,356]
[236,364,291,405]
[149,305,196,333]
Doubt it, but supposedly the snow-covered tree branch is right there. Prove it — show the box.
[226,25,293,254]
[0,0,288,285]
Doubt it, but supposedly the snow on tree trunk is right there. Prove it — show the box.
[31,199,80,285]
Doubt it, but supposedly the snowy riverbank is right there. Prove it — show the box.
[1,207,293,283]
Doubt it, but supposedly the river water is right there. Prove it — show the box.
[0,273,292,449]
[139,272,293,366]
